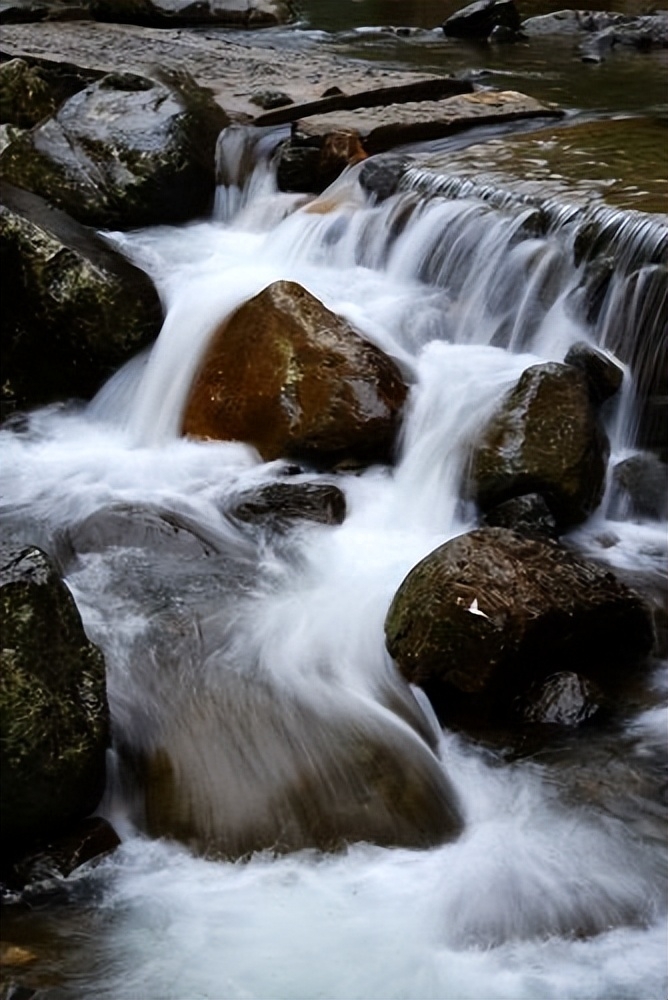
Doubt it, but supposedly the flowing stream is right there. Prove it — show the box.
[1,52,667,1000]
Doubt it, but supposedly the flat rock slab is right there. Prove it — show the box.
[0,21,451,119]
[298,91,563,155]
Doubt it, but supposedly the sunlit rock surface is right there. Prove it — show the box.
[183,280,408,465]
[0,66,229,228]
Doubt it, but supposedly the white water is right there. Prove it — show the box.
[1,150,666,999]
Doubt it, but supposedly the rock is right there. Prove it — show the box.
[470,362,609,529]
[482,493,557,539]
[141,678,463,857]
[612,453,668,521]
[442,0,521,40]
[228,481,346,529]
[88,0,291,28]
[359,155,409,202]
[521,10,668,51]
[384,527,654,726]
[0,123,25,154]
[293,91,562,160]
[0,543,109,856]
[276,126,367,194]
[183,280,408,466]
[0,57,57,127]
[519,671,603,726]
[0,181,162,415]
[3,817,120,903]
[249,89,293,110]
[0,67,230,229]
[563,341,624,405]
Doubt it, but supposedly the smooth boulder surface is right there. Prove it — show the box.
[0,67,229,228]
[443,0,521,39]
[228,481,347,529]
[0,181,162,414]
[384,527,654,726]
[470,362,610,528]
[183,280,408,466]
[0,543,109,855]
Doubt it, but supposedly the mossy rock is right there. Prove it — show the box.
[0,543,109,855]
[470,362,609,528]
[0,67,230,229]
[0,180,162,414]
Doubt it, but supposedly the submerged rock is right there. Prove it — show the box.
[0,67,229,229]
[442,0,521,40]
[183,280,408,466]
[0,544,109,857]
[384,527,654,727]
[611,453,668,521]
[140,672,463,857]
[0,181,162,415]
[470,362,609,529]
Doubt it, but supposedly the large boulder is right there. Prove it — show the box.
[0,181,163,415]
[469,362,610,529]
[0,543,109,857]
[384,527,654,726]
[183,280,408,466]
[442,0,521,39]
[0,67,229,229]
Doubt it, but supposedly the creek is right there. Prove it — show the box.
[1,6,667,999]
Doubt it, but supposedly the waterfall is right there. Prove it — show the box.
[1,124,666,1000]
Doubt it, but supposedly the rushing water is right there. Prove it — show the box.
[2,34,668,1000]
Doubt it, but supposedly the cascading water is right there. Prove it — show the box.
[1,127,666,1000]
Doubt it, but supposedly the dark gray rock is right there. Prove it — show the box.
[612,453,668,521]
[443,0,520,40]
[482,493,558,539]
[519,671,602,726]
[0,180,162,415]
[359,155,409,202]
[228,482,347,529]
[0,67,230,229]
[384,527,654,727]
[470,362,610,528]
[563,341,624,405]
[0,543,110,856]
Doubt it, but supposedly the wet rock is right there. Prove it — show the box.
[442,0,521,40]
[521,10,668,51]
[228,481,347,529]
[141,673,463,857]
[2,817,120,904]
[563,341,624,405]
[519,671,603,726]
[0,67,229,229]
[275,126,366,194]
[482,493,557,539]
[470,362,609,529]
[0,181,162,415]
[0,543,109,857]
[612,453,668,521]
[0,123,25,154]
[359,155,409,202]
[384,527,654,727]
[183,280,408,466]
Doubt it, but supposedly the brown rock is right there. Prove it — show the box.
[183,281,408,465]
